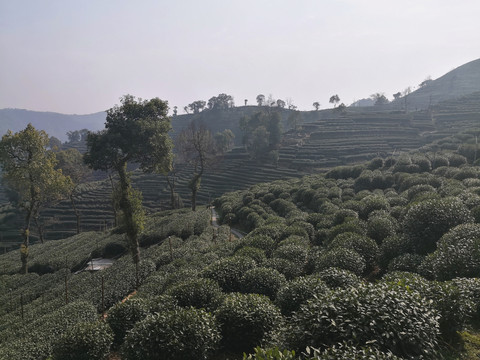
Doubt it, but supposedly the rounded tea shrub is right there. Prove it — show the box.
[276,275,328,316]
[215,293,283,354]
[315,267,360,289]
[202,256,257,292]
[52,321,113,360]
[287,282,439,359]
[387,253,424,273]
[264,257,304,280]
[328,232,378,270]
[107,297,154,348]
[167,278,224,311]
[403,197,473,255]
[122,307,220,360]
[240,267,286,300]
[315,247,366,276]
[308,342,403,359]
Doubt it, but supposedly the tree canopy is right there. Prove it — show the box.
[84,95,173,285]
[0,123,72,273]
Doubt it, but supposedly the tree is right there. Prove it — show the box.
[312,102,320,111]
[48,136,62,151]
[370,93,389,106]
[188,100,206,114]
[240,111,283,161]
[0,124,72,273]
[256,94,265,106]
[173,106,178,117]
[286,98,297,110]
[207,93,234,110]
[393,92,402,101]
[66,129,89,143]
[329,94,340,107]
[177,121,217,211]
[276,99,286,108]
[214,129,235,154]
[84,95,173,286]
[55,148,93,234]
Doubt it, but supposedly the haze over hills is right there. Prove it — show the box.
[0,109,106,141]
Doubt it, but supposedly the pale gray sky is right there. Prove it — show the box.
[1,0,479,114]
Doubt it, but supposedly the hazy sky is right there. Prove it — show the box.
[1,0,480,115]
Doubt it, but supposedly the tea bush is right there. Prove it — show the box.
[215,293,283,354]
[275,276,328,316]
[287,282,439,358]
[52,321,113,360]
[167,278,224,311]
[202,256,257,292]
[122,307,220,360]
[241,267,286,300]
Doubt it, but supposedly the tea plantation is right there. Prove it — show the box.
[1,130,480,359]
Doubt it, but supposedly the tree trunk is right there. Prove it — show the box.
[166,175,176,210]
[21,210,33,274]
[189,173,202,212]
[34,216,45,244]
[117,162,141,288]
[108,173,118,227]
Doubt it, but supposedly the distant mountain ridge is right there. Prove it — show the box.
[392,58,480,109]
[0,108,106,141]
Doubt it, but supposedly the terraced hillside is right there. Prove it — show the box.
[1,90,480,250]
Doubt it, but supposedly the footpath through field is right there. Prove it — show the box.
[211,207,246,239]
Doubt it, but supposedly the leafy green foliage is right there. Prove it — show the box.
[275,276,328,316]
[52,321,113,360]
[240,267,286,300]
[403,197,473,254]
[122,307,220,360]
[215,293,283,354]
[287,282,439,358]
[167,278,224,311]
[202,256,257,292]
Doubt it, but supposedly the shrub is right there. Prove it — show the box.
[287,282,439,358]
[275,276,328,316]
[243,347,297,360]
[122,307,220,360]
[107,297,156,348]
[235,246,268,264]
[332,209,358,226]
[264,257,304,280]
[328,232,378,271]
[425,223,480,280]
[52,321,113,360]
[387,253,423,273]
[316,267,360,289]
[359,195,389,220]
[305,343,403,359]
[273,244,308,265]
[327,218,366,243]
[366,216,397,244]
[403,197,473,255]
[215,293,283,354]
[236,234,276,256]
[203,256,256,292]
[167,278,224,311]
[241,267,287,300]
[378,235,413,270]
[315,248,366,276]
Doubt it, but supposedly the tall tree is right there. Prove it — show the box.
[177,121,217,211]
[256,94,265,106]
[0,124,72,273]
[329,94,340,107]
[84,95,173,286]
[370,93,389,106]
[55,148,93,234]
[188,100,206,114]
[313,102,320,111]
